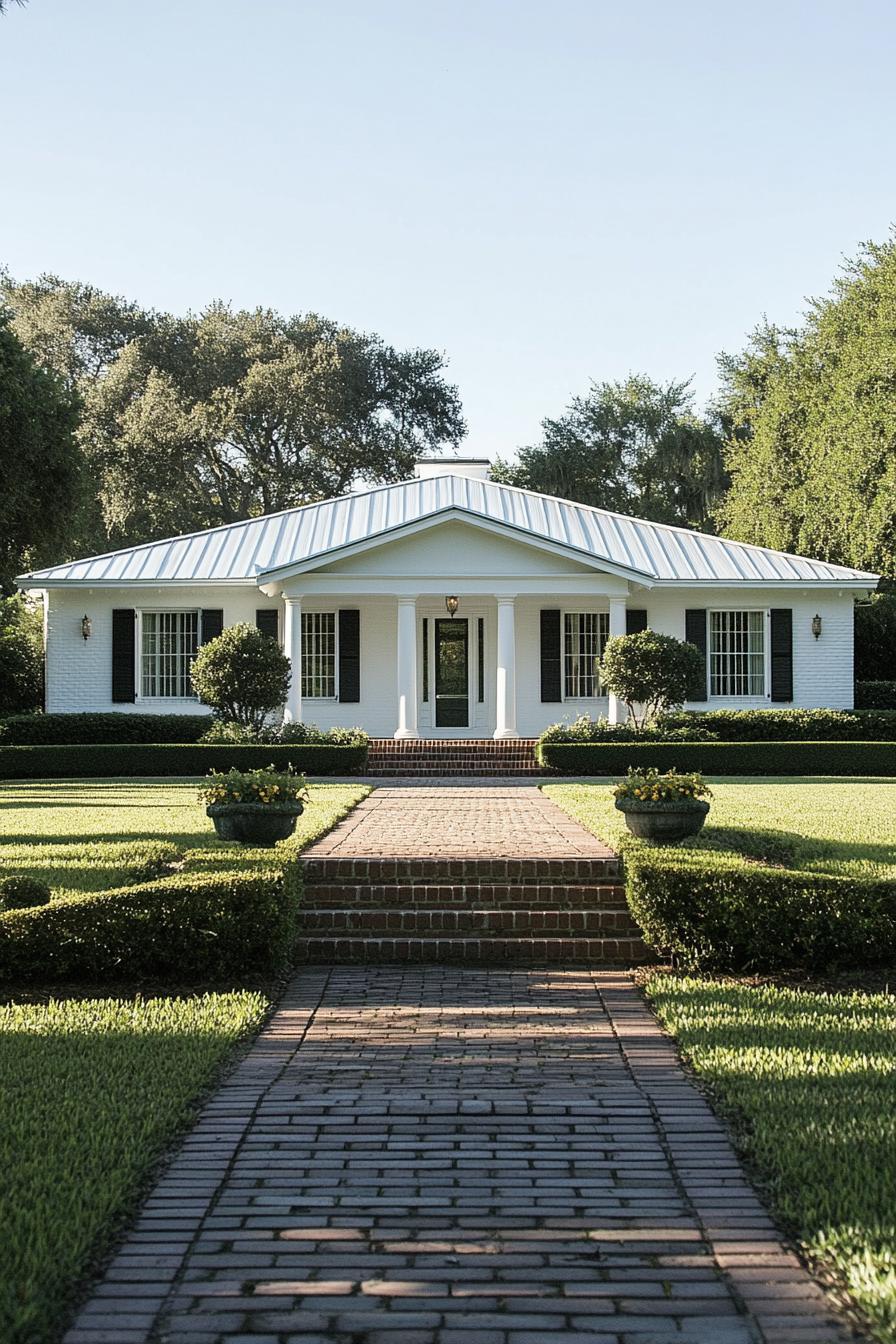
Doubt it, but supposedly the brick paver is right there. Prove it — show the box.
[66,968,855,1344]
[305,782,615,858]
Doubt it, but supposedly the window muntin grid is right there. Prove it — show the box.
[301,612,336,698]
[564,611,610,698]
[141,611,199,698]
[710,610,765,697]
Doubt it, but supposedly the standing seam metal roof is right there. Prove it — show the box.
[17,475,879,586]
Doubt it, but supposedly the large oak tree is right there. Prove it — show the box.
[492,375,727,531]
[4,276,466,549]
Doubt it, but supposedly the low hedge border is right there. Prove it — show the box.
[0,713,212,744]
[537,741,896,776]
[0,867,299,982]
[0,742,368,779]
[625,845,896,971]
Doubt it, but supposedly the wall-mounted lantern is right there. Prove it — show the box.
[811,614,822,640]
[81,615,92,641]
[445,595,459,618]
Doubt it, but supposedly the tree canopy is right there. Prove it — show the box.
[491,375,727,531]
[0,312,80,590]
[4,276,466,551]
[717,236,896,576]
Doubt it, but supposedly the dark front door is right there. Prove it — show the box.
[435,618,469,727]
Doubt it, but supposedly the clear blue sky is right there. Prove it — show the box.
[3,0,895,459]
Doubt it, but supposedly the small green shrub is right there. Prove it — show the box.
[0,869,299,983]
[537,740,896,776]
[0,712,211,745]
[600,630,705,728]
[0,875,51,911]
[191,625,290,730]
[626,845,896,971]
[0,596,43,716]
[855,681,896,710]
[0,742,368,779]
[201,718,368,747]
[539,714,716,744]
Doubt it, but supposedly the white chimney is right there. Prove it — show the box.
[414,456,492,482]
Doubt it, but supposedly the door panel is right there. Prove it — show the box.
[435,619,469,727]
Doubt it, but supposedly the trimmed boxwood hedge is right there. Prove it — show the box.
[658,707,896,740]
[0,742,368,779]
[537,740,896,776]
[625,845,896,971]
[855,681,896,710]
[0,868,299,982]
[0,712,212,744]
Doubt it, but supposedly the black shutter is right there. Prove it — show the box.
[200,609,224,645]
[684,608,708,699]
[540,609,562,702]
[111,609,136,703]
[255,609,279,642]
[338,608,360,703]
[770,608,793,702]
[626,609,648,634]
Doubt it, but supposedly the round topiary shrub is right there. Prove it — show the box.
[190,624,291,731]
[600,629,705,729]
[0,874,52,911]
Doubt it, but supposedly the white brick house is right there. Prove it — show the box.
[18,458,878,736]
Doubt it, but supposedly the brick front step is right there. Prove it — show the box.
[366,738,545,777]
[301,907,641,935]
[301,855,622,883]
[294,935,649,964]
[302,881,630,909]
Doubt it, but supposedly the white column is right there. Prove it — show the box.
[283,597,302,723]
[494,597,518,740]
[395,597,419,739]
[607,596,628,725]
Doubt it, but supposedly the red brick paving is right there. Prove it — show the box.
[304,783,616,859]
[65,968,856,1344]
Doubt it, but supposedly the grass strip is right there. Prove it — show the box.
[646,975,896,1343]
[0,991,267,1344]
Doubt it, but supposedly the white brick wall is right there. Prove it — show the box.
[44,583,857,729]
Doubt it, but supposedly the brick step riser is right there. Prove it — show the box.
[367,769,547,777]
[300,909,641,935]
[295,935,649,965]
[300,882,629,909]
[301,857,622,883]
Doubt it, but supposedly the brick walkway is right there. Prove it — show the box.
[305,782,615,858]
[66,969,853,1344]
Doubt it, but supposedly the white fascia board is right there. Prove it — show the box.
[652,579,878,591]
[16,577,255,590]
[257,507,657,587]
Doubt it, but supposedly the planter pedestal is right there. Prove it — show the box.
[207,802,304,846]
[615,797,709,844]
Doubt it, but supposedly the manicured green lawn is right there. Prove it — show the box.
[647,975,896,1343]
[544,777,896,877]
[0,778,370,898]
[2,990,267,1344]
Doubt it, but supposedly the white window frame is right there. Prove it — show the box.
[708,608,769,700]
[563,610,610,700]
[301,610,339,701]
[137,608,201,700]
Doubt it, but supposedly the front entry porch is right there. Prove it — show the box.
[277,591,631,741]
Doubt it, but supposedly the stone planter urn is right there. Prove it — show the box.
[614,796,710,845]
[206,800,304,847]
